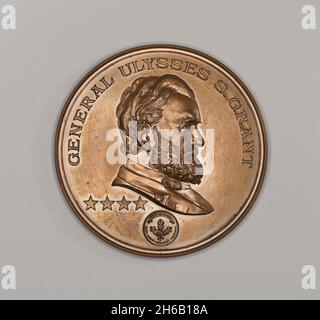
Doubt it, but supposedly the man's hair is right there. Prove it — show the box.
[116,74,195,135]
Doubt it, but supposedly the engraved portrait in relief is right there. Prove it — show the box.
[111,74,214,215]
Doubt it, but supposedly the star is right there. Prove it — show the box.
[101,195,115,211]
[117,196,131,211]
[83,195,98,210]
[133,196,148,210]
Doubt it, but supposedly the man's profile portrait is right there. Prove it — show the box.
[111,74,214,215]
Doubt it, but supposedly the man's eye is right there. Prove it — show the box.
[181,124,193,130]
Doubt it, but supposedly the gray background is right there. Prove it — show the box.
[0,0,319,299]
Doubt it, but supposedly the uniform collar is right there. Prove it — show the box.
[112,160,214,215]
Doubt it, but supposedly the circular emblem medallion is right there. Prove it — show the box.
[143,211,179,246]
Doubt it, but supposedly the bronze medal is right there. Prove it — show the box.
[55,45,267,256]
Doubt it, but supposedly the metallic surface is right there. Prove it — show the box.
[55,45,267,256]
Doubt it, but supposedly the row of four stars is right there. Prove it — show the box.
[84,195,148,211]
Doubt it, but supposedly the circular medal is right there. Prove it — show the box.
[55,45,267,256]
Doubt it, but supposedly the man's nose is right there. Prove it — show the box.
[193,128,205,147]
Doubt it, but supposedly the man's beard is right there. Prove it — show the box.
[149,142,204,184]
[151,162,203,184]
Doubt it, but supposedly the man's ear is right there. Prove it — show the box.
[137,123,152,152]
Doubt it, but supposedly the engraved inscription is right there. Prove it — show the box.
[67,76,115,166]
[214,79,254,168]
